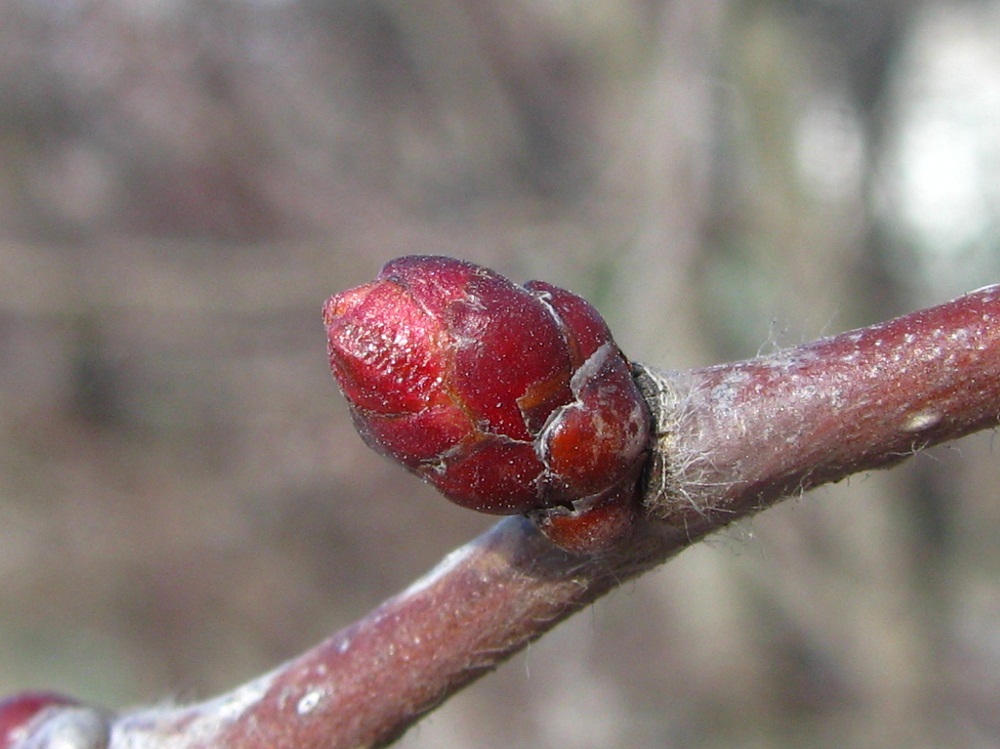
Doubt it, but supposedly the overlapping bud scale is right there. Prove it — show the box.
[324,256,651,551]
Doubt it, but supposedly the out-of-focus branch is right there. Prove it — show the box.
[17,284,1000,749]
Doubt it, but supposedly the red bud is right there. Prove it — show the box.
[324,256,651,552]
[0,691,78,749]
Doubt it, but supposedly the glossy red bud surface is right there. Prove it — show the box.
[529,485,641,555]
[324,256,651,550]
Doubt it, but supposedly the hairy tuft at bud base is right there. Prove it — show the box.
[324,256,651,553]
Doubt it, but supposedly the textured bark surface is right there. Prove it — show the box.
[641,282,1000,536]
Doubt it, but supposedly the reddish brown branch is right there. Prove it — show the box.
[641,282,1000,538]
[18,285,1000,749]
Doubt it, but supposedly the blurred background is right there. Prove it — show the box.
[2,0,1000,747]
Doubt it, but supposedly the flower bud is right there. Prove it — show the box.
[0,692,79,749]
[324,256,651,552]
